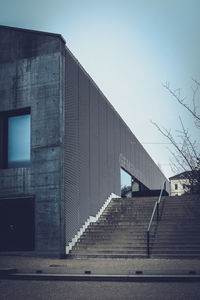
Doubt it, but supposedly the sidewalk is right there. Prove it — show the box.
[1,255,200,281]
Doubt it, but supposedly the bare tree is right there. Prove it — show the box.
[152,78,200,194]
[163,79,200,127]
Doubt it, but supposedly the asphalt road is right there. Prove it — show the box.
[1,280,200,300]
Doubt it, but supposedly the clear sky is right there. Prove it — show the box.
[1,0,200,178]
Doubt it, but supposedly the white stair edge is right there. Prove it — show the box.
[66,193,120,254]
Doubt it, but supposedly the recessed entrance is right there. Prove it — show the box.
[0,196,35,251]
[120,168,150,198]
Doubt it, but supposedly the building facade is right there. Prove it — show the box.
[0,25,168,257]
[169,171,191,196]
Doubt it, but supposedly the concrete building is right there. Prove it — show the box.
[0,25,169,257]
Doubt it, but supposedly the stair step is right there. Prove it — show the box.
[69,195,200,258]
[68,254,147,259]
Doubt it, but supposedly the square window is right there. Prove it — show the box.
[0,108,31,168]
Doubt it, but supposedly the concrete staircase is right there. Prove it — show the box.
[68,194,200,259]
[151,194,200,258]
[68,197,157,259]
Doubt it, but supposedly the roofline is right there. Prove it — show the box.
[64,44,169,183]
[169,171,192,180]
[169,176,188,180]
[0,24,66,44]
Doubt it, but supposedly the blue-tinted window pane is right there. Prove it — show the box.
[8,114,30,167]
[120,168,132,198]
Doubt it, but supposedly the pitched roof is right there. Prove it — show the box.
[169,171,192,180]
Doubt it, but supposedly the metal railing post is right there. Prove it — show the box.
[146,181,166,258]
[147,231,150,258]
[157,203,159,221]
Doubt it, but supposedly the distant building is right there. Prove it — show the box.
[169,171,191,196]
[0,25,169,257]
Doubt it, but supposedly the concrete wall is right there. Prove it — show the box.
[64,47,168,246]
[0,26,65,256]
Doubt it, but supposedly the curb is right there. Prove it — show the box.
[0,268,18,275]
[1,272,200,282]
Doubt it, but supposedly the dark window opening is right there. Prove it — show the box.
[175,183,178,190]
[0,108,31,169]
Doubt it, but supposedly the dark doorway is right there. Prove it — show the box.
[0,197,35,251]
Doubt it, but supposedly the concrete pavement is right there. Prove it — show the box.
[1,256,200,300]
[1,255,200,280]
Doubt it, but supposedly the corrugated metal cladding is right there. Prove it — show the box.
[64,48,168,246]
[64,50,80,243]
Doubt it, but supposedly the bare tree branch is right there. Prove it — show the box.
[152,78,200,194]
[163,81,200,126]
[151,120,195,171]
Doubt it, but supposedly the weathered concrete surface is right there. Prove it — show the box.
[0,26,65,256]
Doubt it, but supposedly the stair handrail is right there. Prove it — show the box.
[147,181,166,257]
